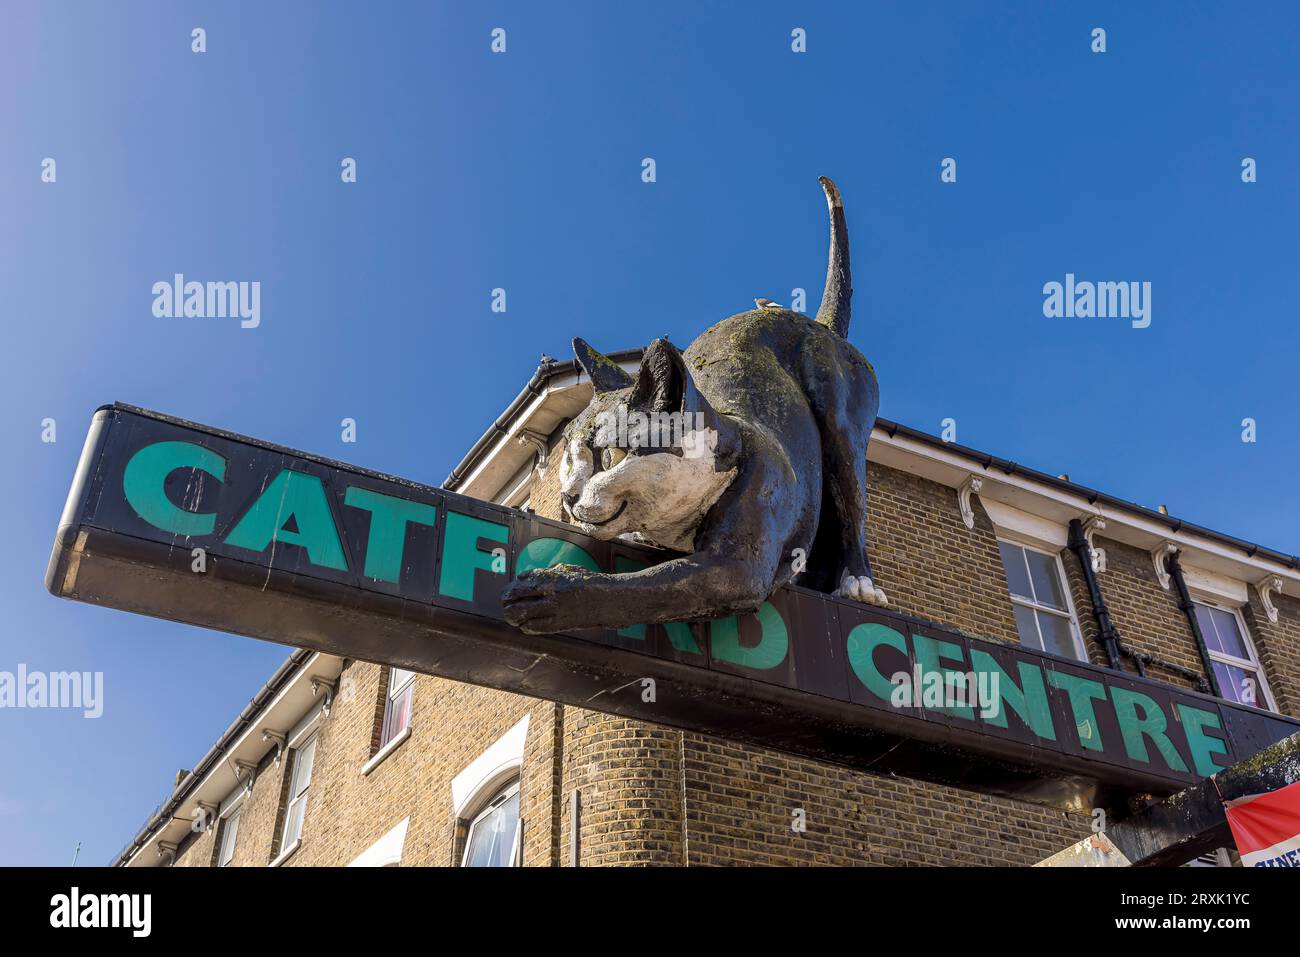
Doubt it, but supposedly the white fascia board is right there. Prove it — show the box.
[123,653,345,867]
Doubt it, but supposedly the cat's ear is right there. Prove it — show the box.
[573,337,633,394]
[630,338,689,413]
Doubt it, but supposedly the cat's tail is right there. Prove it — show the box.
[814,176,852,338]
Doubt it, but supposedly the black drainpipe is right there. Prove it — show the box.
[1067,519,1122,670]
[1067,520,1211,692]
[1166,549,1224,699]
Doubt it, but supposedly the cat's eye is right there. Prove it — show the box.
[601,447,627,471]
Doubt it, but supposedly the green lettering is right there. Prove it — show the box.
[343,486,438,584]
[437,511,509,602]
[969,651,1055,740]
[912,634,973,720]
[710,603,788,670]
[225,470,348,570]
[516,537,599,575]
[1046,671,1109,751]
[1176,704,1230,777]
[122,441,227,536]
[846,622,908,703]
[1111,688,1188,772]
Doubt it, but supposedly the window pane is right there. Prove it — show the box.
[1036,610,1078,660]
[292,737,316,798]
[1194,606,1222,654]
[218,808,241,866]
[464,789,520,867]
[1025,550,1067,610]
[999,543,1033,601]
[389,668,415,698]
[382,683,413,745]
[284,796,305,847]
[1208,607,1247,659]
[1011,604,1042,650]
[1214,662,1260,707]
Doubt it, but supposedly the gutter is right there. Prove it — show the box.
[112,648,314,867]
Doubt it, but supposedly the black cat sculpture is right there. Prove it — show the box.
[502,176,887,634]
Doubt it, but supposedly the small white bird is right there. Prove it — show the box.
[754,298,784,310]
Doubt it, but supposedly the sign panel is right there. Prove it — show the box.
[47,405,1300,813]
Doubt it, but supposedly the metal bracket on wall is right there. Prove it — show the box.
[957,475,983,530]
[261,729,287,766]
[515,430,551,472]
[197,801,219,832]
[310,677,337,716]
[1082,516,1107,573]
[1151,541,1177,590]
[157,841,178,866]
[234,759,258,794]
[1257,575,1283,624]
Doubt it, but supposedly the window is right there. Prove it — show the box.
[216,805,241,867]
[461,780,521,867]
[380,668,415,746]
[1194,602,1276,711]
[281,732,317,850]
[998,540,1086,661]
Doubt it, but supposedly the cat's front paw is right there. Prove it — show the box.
[834,572,888,607]
[502,565,588,634]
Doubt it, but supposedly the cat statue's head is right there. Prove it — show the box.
[554,337,739,553]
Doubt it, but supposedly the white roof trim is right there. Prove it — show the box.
[122,653,345,867]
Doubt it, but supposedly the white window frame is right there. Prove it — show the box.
[213,784,246,867]
[216,803,242,867]
[460,779,521,868]
[280,731,318,852]
[380,667,416,747]
[1193,598,1277,712]
[997,537,1088,662]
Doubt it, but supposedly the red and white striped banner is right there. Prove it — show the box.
[1224,779,1300,867]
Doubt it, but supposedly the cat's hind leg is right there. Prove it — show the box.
[799,342,887,606]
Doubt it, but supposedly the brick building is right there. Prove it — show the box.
[113,351,1300,867]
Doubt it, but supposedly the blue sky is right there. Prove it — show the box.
[2,1,1298,864]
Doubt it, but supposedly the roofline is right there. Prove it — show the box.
[445,347,1300,572]
[112,648,314,867]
